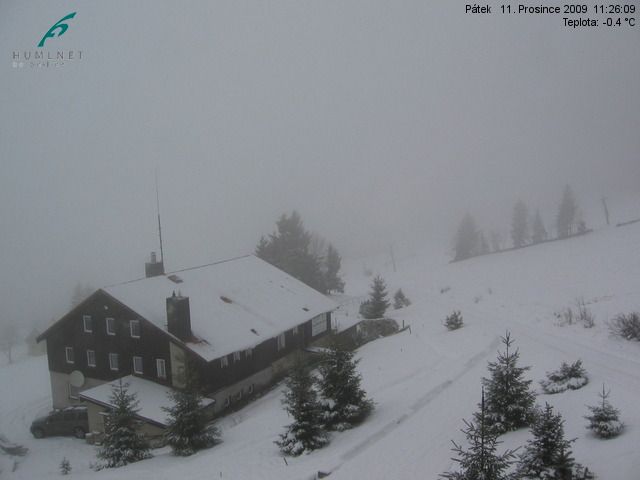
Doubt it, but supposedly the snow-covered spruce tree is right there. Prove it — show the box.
[318,338,374,431]
[324,244,345,294]
[276,356,328,456]
[585,384,623,438]
[59,457,71,475]
[163,368,219,456]
[453,213,480,261]
[96,380,151,469]
[445,311,464,330]
[516,403,583,480]
[476,331,536,435]
[440,390,517,480]
[532,209,547,244]
[540,360,588,394]
[393,289,411,310]
[511,199,529,248]
[362,275,390,319]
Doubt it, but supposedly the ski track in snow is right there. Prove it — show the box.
[330,335,501,473]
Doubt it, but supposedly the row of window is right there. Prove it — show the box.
[82,316,140,338]
[217,325,300,369]
[65,347,166,378]
[220,347,253,368]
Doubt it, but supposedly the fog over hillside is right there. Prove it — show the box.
[0,1,638,329]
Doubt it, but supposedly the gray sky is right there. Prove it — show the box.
[1,1,639,330]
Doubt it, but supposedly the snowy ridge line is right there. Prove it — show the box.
[324,336,502,476]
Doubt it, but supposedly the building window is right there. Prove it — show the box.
[83,315,92,333]
[233,351,241,363]
[248,384,254,394]
[68,383,79,400]
[86,350,96,367]
[130,320,140,338]
[245,348,253,359]
[311,314,328,337]
[106,317,115,335]
[277,333,286,351]
[156,358,166,379]
[65,347,74,364]
[292,325,299,335]
[133,356,143,374]
[224,396,230,407]
[109,353,119,371]
[220,356,229,368]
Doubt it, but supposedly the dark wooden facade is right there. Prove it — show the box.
[39,290,174,387]
[202,313,331,393]
[39,289,332,399]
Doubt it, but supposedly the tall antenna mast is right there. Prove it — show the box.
[155,169,165,267]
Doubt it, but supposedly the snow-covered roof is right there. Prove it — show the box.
[79,375,213,426]
[103,255,336,361]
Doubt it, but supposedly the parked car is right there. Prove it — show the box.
[30,406,89,439]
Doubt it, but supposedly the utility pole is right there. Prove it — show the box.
[601,196,610,226]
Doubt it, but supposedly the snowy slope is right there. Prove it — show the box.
[1,222,640,479]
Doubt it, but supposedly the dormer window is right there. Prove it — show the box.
[130,320,140,338]
[83,315,92,333]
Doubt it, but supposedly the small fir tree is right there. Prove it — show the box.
[362,275,390,319]
[318,338,374,431]
[516,403,578,480]
[585,384,623,438]
[511,200,529,248]
[324,244,345,293]
[163,368,219,456]
[393,289,411,309]
[477,331,536,435]
[445,311,464,330]
[540,360,588,394]
[96,380,151,469]
[59,457,71,475]
[531,210,547,244]
[440,389,517,480]
[276,357,328,456]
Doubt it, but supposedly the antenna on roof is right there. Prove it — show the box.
[155,169,165,266]
[146,170,166,278]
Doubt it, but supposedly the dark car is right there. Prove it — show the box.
[30,406,89,439]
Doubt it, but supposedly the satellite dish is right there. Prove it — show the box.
[69,370,85,388]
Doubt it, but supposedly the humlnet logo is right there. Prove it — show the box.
[38,12,76,47]
[12,11,83,69]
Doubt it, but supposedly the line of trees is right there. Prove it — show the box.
[453,185,585,261]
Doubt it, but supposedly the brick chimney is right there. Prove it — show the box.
[166,292,191,341]
[145,251,165,278]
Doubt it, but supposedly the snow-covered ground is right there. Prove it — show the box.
[2,221,640,479]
